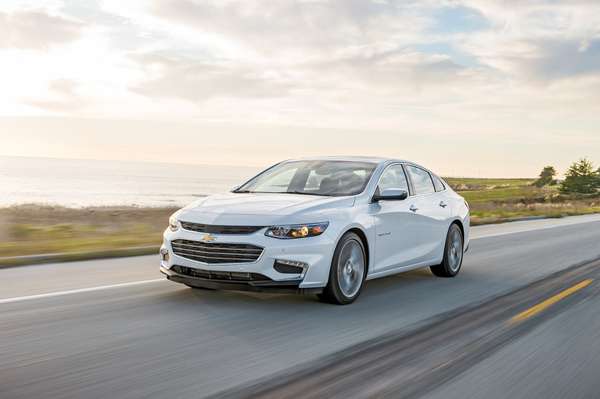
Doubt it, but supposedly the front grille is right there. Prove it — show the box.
[171,239,263,264]
[180,221,265,235]
[171,265,270,282]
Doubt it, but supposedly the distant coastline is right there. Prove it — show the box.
[0,155,259,208]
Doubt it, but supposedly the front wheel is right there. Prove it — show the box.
[430,224,464,278]
[318,232,366,305]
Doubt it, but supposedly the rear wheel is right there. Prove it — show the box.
[319,232,366,305]
[430,224,464,277]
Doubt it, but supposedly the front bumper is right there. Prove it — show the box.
[160,226,336,290]
[160,265,322,294]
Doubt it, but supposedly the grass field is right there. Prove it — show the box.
[1,180,599,266]
[445,177,600,224]
[0,206,176,265]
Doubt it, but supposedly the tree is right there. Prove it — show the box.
[533,166,557,187]
[560,158,599,194]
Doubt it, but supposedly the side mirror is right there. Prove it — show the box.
[372,188,408,202]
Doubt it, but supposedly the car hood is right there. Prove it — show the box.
[176,192,355,225]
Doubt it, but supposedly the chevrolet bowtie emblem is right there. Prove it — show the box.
[200,233,216,242]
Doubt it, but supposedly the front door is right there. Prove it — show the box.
[371,164,421,272]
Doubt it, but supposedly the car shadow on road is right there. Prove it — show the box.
[155,268,442,311]
[133,267,506,363]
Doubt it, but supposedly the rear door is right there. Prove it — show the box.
[404,165,451,263]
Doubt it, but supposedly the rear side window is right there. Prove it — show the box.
[406,165,435,195]
[432,175,446,192]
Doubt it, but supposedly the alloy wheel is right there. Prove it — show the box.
[336,239,365,298]
[448,228,463,272]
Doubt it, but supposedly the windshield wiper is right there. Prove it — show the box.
[233,189,332,196]
[285,190,332,197]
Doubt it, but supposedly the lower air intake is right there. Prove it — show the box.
[171,265,271,282]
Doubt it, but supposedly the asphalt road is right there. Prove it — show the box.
[426,287,600,399]
[2,214,600,398]
[218,258,600,399]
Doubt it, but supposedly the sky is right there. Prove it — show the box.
[1,0,599,177]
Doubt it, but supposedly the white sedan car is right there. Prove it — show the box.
[160,157,470,304]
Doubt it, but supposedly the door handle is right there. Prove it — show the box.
[439,201,447,208]
[409,204,419,212]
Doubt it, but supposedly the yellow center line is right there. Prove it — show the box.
[510,279,593,324]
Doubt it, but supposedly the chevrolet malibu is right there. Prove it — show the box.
[160,157,470,305]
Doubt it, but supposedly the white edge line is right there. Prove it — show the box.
[0,278,164,305]
[471,217,600,240]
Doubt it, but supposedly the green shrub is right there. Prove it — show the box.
[560,159,600,194]
[533,166,557,187]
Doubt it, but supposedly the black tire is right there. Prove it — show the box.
[430,223,464,278]
[318,232,367,305]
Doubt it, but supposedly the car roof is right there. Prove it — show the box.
[282,156,442,177]
[286,156,407,165]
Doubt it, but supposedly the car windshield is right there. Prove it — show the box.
[235,160,377,196]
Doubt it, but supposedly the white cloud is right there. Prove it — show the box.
[131,53,295,102]
[1,0,600,176]
[0,9,84,49]
[457,0,600,81]
[3,0,599,121]
[24,79,90,112]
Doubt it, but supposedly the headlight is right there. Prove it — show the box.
[169,215,180,232]
[265,222,329,239]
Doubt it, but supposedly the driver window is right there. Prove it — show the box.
[378,165,409,193]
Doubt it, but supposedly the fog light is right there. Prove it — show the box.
[274,259,308,274]
[160,248,170,262]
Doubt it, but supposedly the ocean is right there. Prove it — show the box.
[0,156,260,208]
